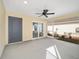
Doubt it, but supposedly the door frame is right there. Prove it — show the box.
[32,21,44,39]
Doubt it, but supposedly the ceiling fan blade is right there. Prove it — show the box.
[38,14,43,17]
[44,15,48,18]
[47,13,55,15]
[35,13,42,14]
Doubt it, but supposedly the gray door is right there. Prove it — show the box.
[8,16,22,43]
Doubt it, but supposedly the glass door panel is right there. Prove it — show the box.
[39,23,43,37]
[33,22,38,38]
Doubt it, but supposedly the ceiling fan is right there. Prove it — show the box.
[36,9,55,18]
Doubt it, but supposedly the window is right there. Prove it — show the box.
[47,25,53,36]
[47,26,53,34]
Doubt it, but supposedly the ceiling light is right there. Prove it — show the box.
[24,1,27,4]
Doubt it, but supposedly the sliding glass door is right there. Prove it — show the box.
[32,22,43,38]
[33,23,38,38]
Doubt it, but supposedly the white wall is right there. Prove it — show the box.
[0,0,5,57]
[5,11,47,44]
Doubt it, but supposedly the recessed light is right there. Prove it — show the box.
[24,1,27,4]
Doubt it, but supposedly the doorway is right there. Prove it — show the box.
[32,22,43,39]
[8,16,22,43]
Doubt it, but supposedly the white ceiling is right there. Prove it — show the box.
[3,0,79,19]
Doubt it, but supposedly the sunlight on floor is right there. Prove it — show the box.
[46,45,61,59]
